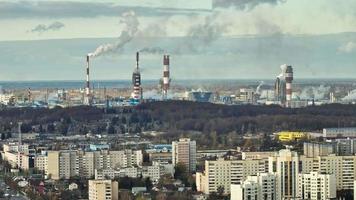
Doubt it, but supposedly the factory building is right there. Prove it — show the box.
[323,127,356,138]
[276,131,308,142]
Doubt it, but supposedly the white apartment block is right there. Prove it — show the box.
[268,149,299,200]
[172,138,197,173]
[34,153,48,174]
[298,172,336,200]
[196,157,269,194]
[46,149,143,180]
[142,163,161,182]
[300,155,356,190]
[88,180,118,200]
[231,173,276,200]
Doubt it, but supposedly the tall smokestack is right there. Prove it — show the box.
[84,55,91,105]
[162,55,170,100]
[284,65,293,108]
[131,52,142,102]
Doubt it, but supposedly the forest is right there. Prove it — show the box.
[1,101,356,138]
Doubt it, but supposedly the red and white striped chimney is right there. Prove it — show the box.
[284,65,293,107]
[84,55,91,105]
[162,55,170,99]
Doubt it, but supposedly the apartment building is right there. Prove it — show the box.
[47,150,143,180]
[298,172,336,200]
[268,149,299,200]
[231,173,276,200]
[196,157,268,194]
[88,180,118,200]
[172,138,196,173]
[300,155,356,190]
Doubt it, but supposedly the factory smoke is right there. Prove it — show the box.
[89,11,139,58]
[30,21,65,33]
[277,64,287,78]
[342,89,356,101]
[139,47,165,54]
[298,85,331,100]
[255,81,264,94]
[213,0,287,10]
[183,13,229,52]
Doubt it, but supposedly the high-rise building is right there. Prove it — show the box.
[172,138,196,173]
[268,149,299,200]
[298,172,336,200]
[47,150,78,180]
[88,179,118,200]
[196,158,269,194]
[231,173,276,200]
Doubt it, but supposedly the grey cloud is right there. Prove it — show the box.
[0,1,206,18]
[213,0,287,9]
[30,21,65,33]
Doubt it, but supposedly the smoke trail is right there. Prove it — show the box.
[139,47,165,54]
[256,81,264,94]
[213,0,287,10]
[30,21,65,33]
[177,13,229,53]
[90,11,139,57]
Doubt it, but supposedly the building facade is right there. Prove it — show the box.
[172,138,196,173]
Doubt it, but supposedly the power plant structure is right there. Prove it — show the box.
[274,64,294,107]
[285,65,294,107]
[161,55,171,100]
[83,55,92,106]
[131,52,142,103]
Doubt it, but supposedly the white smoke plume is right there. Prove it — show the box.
[298,85,331,100]
[338,41,356,53]
[89,11,139,57]
[255,81,264,94]
[277,64,288,78]
[342,89,356,101]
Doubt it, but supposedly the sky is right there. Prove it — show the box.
[0,0,356,80]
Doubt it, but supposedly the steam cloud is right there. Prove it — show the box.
[343,89,356,101]
[139,47,165,54]
[298,85,331,100]
[213,0,287,10]
[338,41,356,53]
[30,21,65,33]
[277,64,288,78]
[89,11,139,57]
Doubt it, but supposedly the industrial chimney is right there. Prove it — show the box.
[84,55,92,105]
[131,52,142,101]
[162,55,170,100]
[284,65,294,107]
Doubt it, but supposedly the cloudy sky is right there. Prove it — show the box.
[0,0,356,80]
